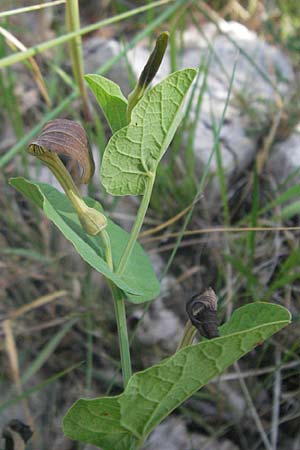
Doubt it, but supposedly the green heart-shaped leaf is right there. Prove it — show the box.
[10,177,160,303]
[100,68,197,195]
[85,74,128,133]
[63,302,291,450]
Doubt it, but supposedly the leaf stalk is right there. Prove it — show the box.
[177,320,197,350]
[110,284,132,386]
[99,229,132,387]
[116,174,155,276]
[110,176,157,387]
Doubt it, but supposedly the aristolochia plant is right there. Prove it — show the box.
[10,33,291,450]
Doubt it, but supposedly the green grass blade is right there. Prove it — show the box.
[162,53,239,278]
[21,319,77,384]
[247,164,259,265]
[65,0,90,120]
[0,0,188,169]
[0,92,77,168]
[0,0,65,19]
[211,107,230,225]
[0,362,83,413]
[0,0,176,68]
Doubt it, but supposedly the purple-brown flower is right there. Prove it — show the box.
[28,118,95,184]
[28,119,106,236]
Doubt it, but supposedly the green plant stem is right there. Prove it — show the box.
[65,0,91,121]
[110,284,132,387]
[100,229,132,387]
[99,230,113,272]
[112,175,156,386]
[116,174,155,276]
[36,151,81,198]
[177,320,197,350]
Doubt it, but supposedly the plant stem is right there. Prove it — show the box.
[177,320,197,350]
[37,152,81,197]
[110,284,132,386]
[108,175,155,386]
[116,174,155,276]
[99,230,114,271]
[100,229,132,386]
[65,0,91,121]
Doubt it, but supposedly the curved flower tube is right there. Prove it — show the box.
[28,119,106,236]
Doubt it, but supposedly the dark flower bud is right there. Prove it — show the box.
[127,32,169,121]
[138,32,169,91]
[186,287,219,339]
[2,419,33,450]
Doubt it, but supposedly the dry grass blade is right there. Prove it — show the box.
[139,203,193,237]
[211,360,300,383]
[3,320,34,430]
[220,0,250,21]
[256,110,283,175]
[196,0,282,98]
[3,290,68,321]
[141,226,300,244]
[0,0,66,19]
[0,0,173,68]
[0,26,51,107]
[3,319,22,395]
[234,362,272,450]
[271,349,282,450]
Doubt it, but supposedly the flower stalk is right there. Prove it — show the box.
[27,119,132,386]
[28,120,110,239]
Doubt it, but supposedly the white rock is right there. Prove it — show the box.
[145,416,239,450]
[267,131,300,185]
[179,22,294,203]
[134,296,181,352]
[83,36,132,94]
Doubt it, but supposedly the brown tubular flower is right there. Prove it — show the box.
[127,32,169,121]
[28,119,107,236]
[186,287,219,339]
[2,419,33,450]
[138,32,169,92]
[28,119,95,184]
